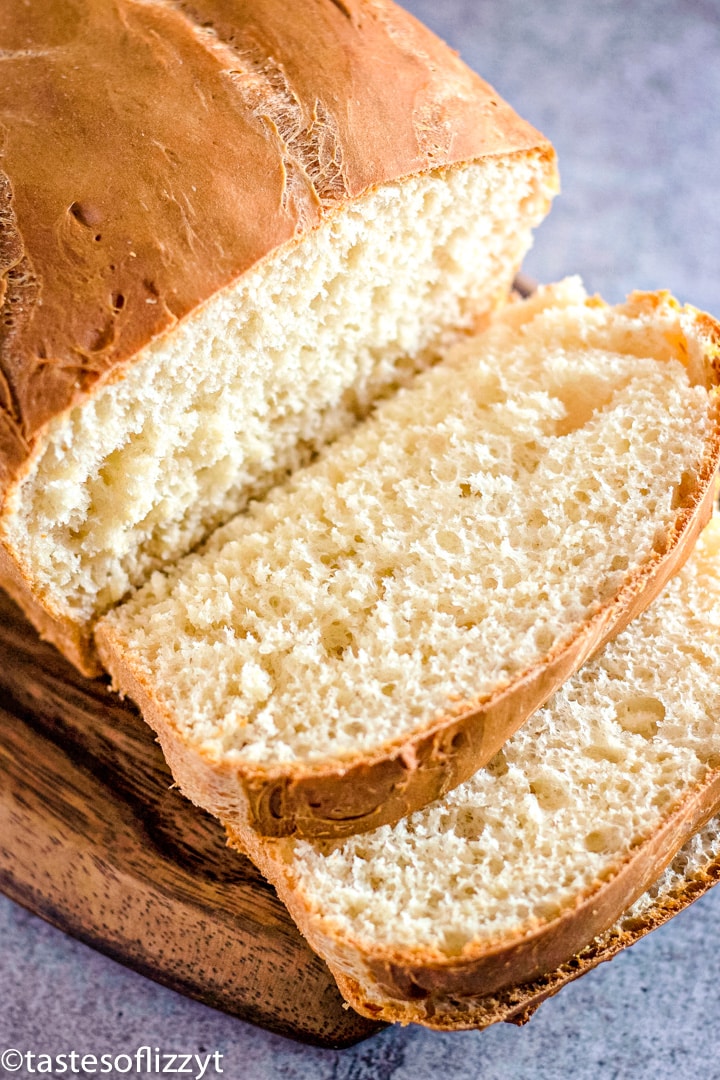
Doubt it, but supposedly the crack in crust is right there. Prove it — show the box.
[224,69,348,220]
[173,2,350,215]
[0,170,23,280]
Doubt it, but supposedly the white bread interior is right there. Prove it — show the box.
[288,520,720,949]
[2,155,553,634]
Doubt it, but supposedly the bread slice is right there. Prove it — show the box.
[0,0,557,675]
[222,518,720,1026]
[96,280,720,839]
[334,813,720,1031]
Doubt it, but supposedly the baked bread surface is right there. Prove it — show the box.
[0,0,543,464]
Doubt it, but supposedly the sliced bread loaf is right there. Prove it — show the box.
[0,0,557,675]
[96,280,720,839]
[224,517,720,1026]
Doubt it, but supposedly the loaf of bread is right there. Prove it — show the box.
[222,517,720,1028]
[0,0,557,675]
[96,280,720,840]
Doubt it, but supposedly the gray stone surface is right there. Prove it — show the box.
[410,0,720,313]
[3,2,720,1077]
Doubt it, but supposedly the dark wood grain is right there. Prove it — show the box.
[0,589,383,1048]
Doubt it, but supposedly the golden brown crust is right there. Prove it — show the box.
[0,0,555,665]
[226,762,720,1029]
[96,386,720,838]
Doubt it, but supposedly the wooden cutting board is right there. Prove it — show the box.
[0,588,384,1048]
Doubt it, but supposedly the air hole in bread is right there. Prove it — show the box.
[615,696,665,738]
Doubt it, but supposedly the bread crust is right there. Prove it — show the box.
[0,0,556,670]
[96,294,720,838]
[225,751,720,1028]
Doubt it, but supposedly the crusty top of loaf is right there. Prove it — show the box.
[0,0,553,498]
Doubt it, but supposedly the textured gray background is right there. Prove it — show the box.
[3,2,720,1077]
